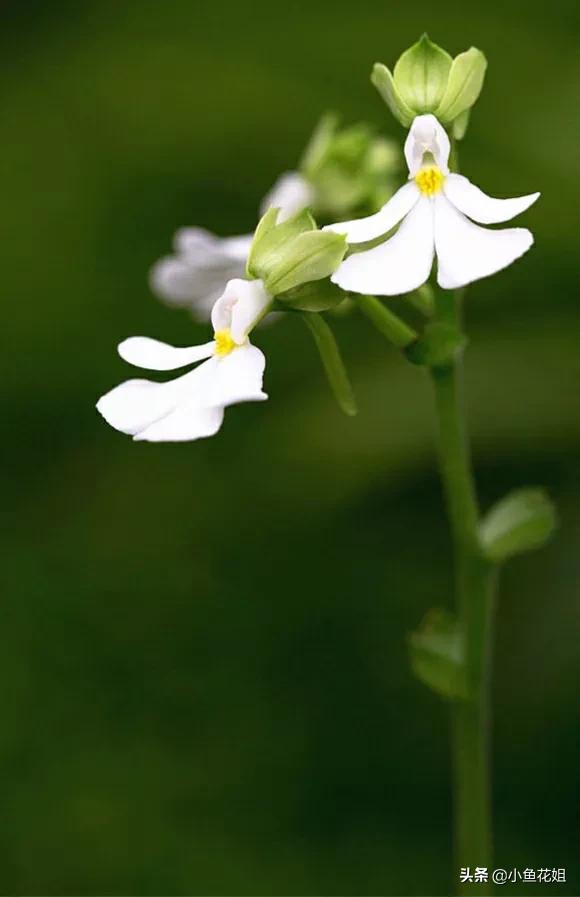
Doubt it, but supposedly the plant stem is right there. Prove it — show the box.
[429,289,496,891]
[358,294,417,348]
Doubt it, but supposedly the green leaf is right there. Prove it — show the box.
[393,34,453,114]
[408,609,469,701]
[435,47,487,124]
[302,313,357,416]
[405,321,466,367]
[479,488,557,564]
[264,230,346,296]
[371,63,415,128]
[246,208,316,280]
[276,278,346,312]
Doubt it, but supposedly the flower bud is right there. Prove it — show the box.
[247,207,347,296]
[300,114,401,218]
[372,35,487,137]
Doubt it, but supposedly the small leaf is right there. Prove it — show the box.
[371,63,415,128]
[393,34,453,114]
[247,208,316,280]
[302,313,357,416]
[408,609,469,701]
[405,321,466,367]
[276,279,346,312]
[435,47,487,124]
[479,488,557,563]
[264,230,346,295]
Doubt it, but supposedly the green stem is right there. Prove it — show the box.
[429,289,496,891]
[357,294,417,348]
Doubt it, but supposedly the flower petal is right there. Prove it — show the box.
[443,174,540,224]
[211,279,272,343]
[260,171,314,222]
[175,228,252,263]
[97,361,218,437]
[331,198,435,296]
[206,344,268,407]
[150,230,251,315]
[323,182,420,244]
[118,337,215,371]
[133,403,224,442]
[434,194,534,289]
[97,378,181,436]
[404,114,450,176]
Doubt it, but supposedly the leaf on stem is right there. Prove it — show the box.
[479,488,557,564]
[408,608,469,701]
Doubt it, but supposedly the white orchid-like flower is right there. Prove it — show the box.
[325,114,539,295]
[151,172,313,317]
[97,279,270,442]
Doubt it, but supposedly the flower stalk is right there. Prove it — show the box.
[429,287,496,889]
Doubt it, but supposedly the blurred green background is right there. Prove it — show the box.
[2,0,580,894]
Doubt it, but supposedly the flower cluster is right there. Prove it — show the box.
[97,37,540,444]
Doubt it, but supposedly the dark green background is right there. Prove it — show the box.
[2,0,579,894]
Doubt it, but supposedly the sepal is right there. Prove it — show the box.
[392,34,452,115]
[408,608,469,701]
[373,37,487,131]
[275,279,346,313]
[435,48,487,125]
[371,63,415,128]
[246,208,315,280]
[247,208,347,296]
[479,488,557,564]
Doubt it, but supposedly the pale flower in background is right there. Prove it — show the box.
[325,114,539,295]
[151,172,313,318]
[97,279,270,442]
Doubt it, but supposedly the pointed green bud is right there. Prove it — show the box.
[263,230,346,295]
[373,38,487,131]
[302,313,357,416]
[247,207,346,296]
[479,488,557,564]
[300,114,401,219]
[408,609,469,701]
[246,208,315,281]
[393,34,452,114]
[435,48,487,125]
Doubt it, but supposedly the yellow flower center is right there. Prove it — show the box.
[214,328,237,356]
[415,165,445,196]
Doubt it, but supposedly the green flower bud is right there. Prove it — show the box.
[247,207,347,296]
[300,114,401,219]
[372,35,487,136]
[393,34,452,114]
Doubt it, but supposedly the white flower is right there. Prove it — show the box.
[151,171,314,317]
[97,279,270,442]
[324,114,539,295]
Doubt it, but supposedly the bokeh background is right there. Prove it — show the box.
[3,0,580,894]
